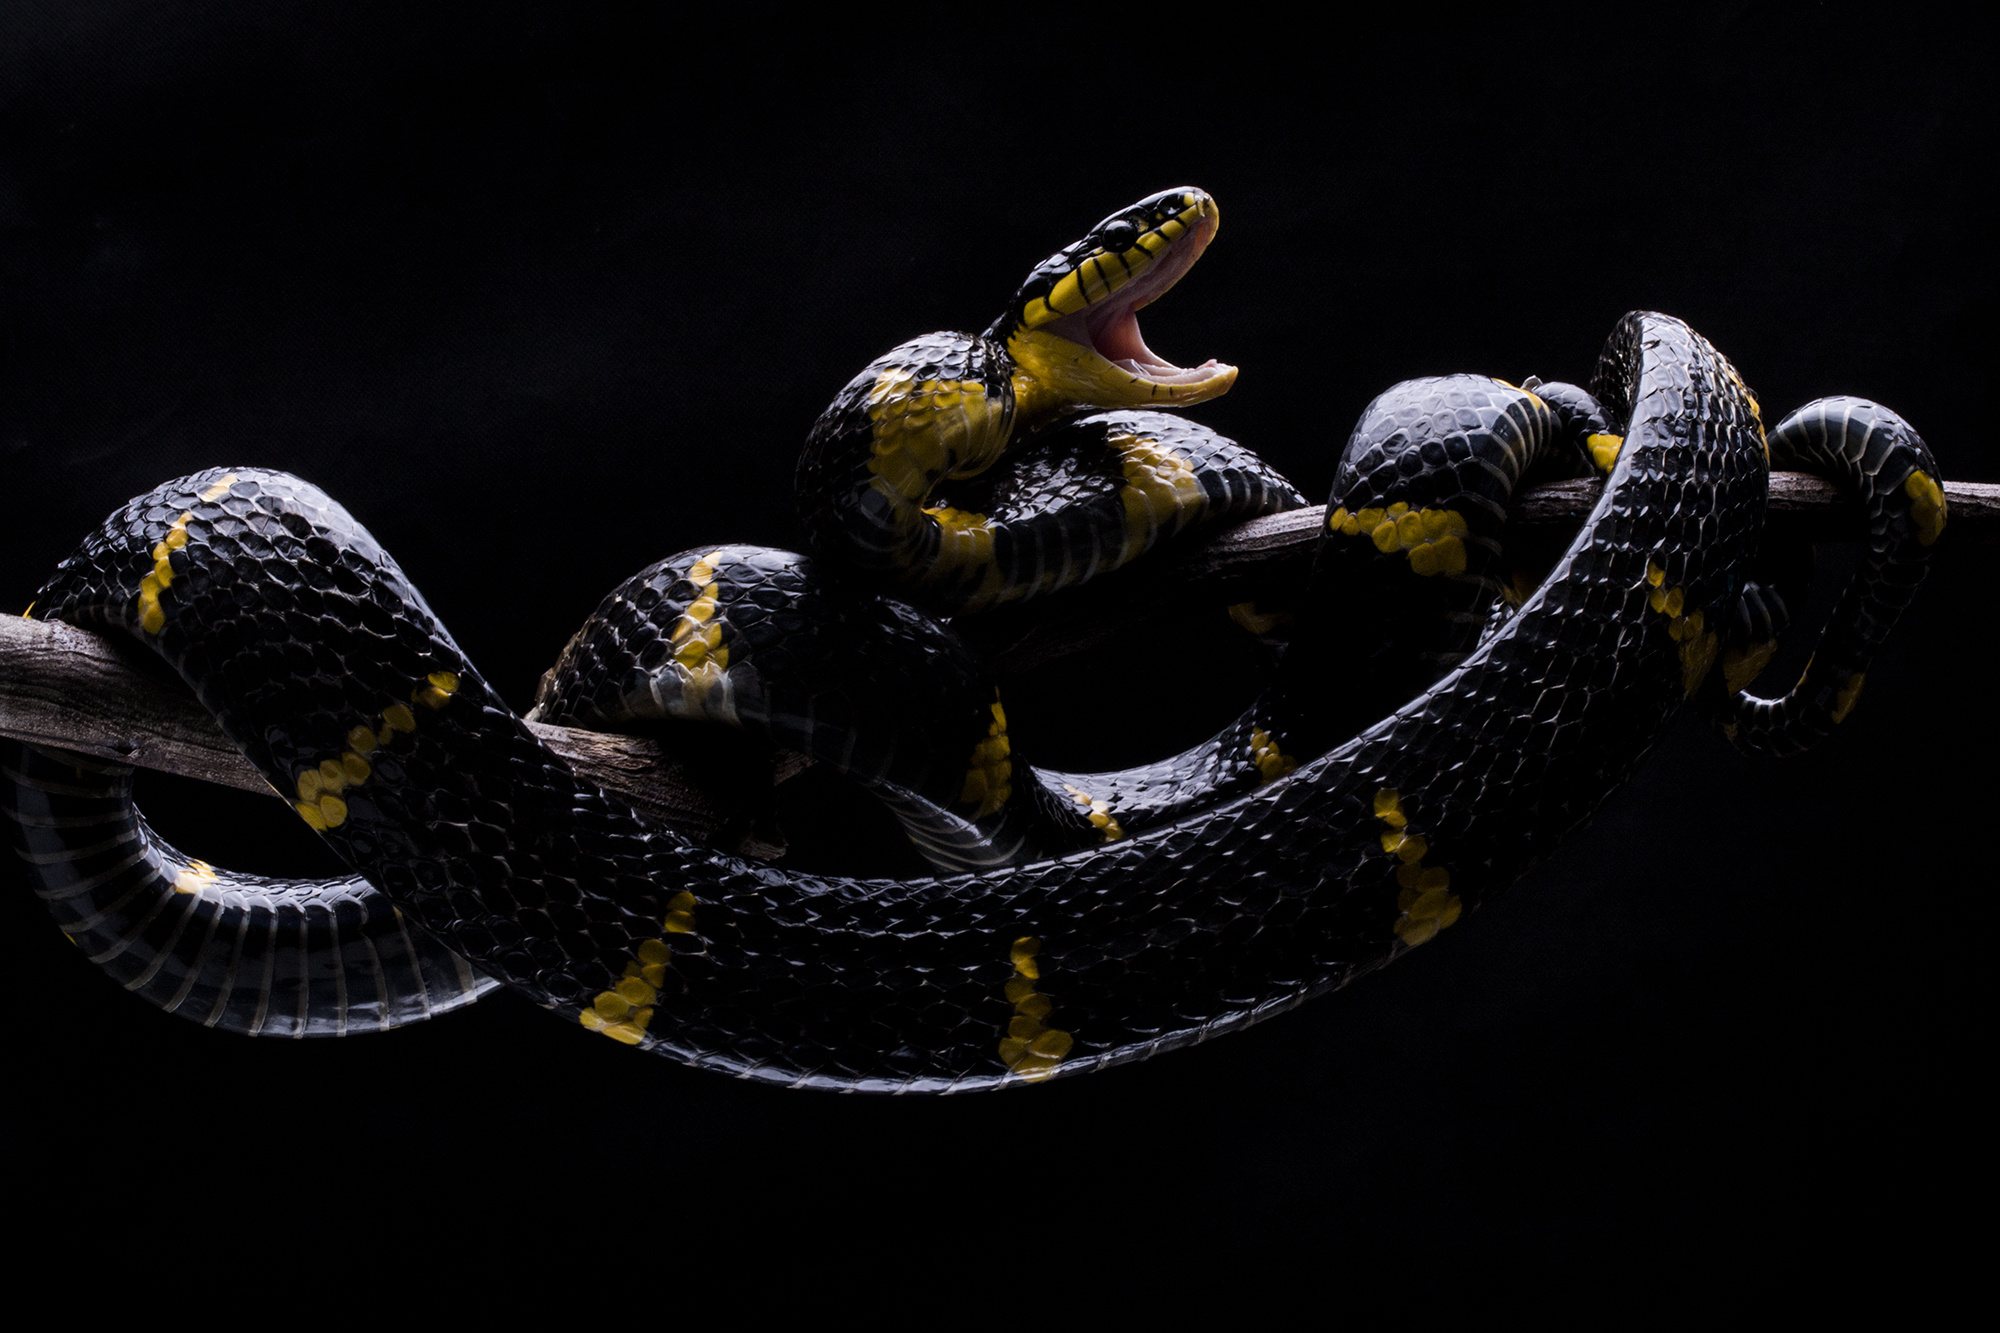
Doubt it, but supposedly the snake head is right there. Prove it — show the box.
[989,187,1238,417]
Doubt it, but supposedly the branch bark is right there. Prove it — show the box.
[4,473,1994,841]
[0,615,793,843]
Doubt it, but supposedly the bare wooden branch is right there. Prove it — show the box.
[970,474,1998,671]
[4,473,1993,833]
[0,615,771,843]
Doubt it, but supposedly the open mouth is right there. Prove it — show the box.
[1047,196,1231,388]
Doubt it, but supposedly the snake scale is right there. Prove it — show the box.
[4,188,1946,1091]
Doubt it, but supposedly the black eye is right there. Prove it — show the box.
[1099,220,1139,250]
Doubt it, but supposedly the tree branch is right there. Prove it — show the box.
[4,473,1993,843]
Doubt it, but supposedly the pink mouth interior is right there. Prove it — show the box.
[1046,211,1232,385]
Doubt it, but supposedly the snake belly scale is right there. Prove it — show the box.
[5,188,1944,1090]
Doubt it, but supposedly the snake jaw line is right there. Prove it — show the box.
[1001,187,1236,413]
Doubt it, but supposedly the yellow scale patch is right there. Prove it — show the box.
[999,935,1072,1082]
[1227,601,1290,635]
[666,549,733,712]
[1644,561,1719,696]
[1500,570,1540,608]
[1248,726,1297,783]
[865,369,1015,605]
[1722,639,1778,693]
[1904,470,1946,546]
[1113,432,1206,564]
[1018,195,1202,331]
[137,473,237,635]
[1059,783,1124,842]
[1587,433,1625,473]
[1328,502,1469,577]
[1723,363,1765,452]
[579,891,697,1046]
[1830,671,1868,724]
[866,371,1009,511]
[171,860,218,896]
[923,504,995,577]
[958,694,1013,820]
[1373,789,1462,948]
[293,671,457,831]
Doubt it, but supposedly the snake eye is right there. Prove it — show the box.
[1098,220,1139,250]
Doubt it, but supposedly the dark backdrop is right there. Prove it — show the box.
[3,4,1991,1292]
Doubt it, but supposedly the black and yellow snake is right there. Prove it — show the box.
[3,188,1945,1090]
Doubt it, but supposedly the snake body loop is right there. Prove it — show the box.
[4,190,1945,1088]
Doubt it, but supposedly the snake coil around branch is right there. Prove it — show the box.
[2,187,1976,1089]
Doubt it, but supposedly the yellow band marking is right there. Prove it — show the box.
[413,671,459,710]
[999,936,1072,1082]
[581,892,696,1047]
[1830,671,1867,724]
[1903,470,1946,546]
[1044,269,1088,319]
[647,551,739,719]
[1113,432,1206,565]
[665,550,733,697]
[1329,503,1469,577]
[958,693,1013,821]
[1587,433,1625,473]
[1060,783,1124,842]
[1078,255,1112,305]
[1500,570,1538,607]
[1723,364,1762,424]
[864,370,1017,604]
[1016,201,1205,332]
[292,671,456,830]
[1248,726,1297,784]
[921,505,999,596]
[171,860,217,896]
[1227,601,1290,635]
[1642,562,1719,695]
[1372,789,1463,947]
[1721,639,1777,693]
[865,372,1010,507]
[135,474,239,634]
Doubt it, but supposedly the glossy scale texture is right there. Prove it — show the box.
[10,311,1940,1089]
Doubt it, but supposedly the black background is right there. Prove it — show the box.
[3,3,1992,1292]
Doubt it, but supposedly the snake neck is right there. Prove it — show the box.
[794,330,1019,589]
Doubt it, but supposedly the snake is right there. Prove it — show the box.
[4,188,1947,1091]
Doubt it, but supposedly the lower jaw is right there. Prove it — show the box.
[1008,329,1238,413]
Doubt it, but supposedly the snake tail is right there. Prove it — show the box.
[1715,396,1941,757]
[3,179,1942,1088]
[2,740,495,1034]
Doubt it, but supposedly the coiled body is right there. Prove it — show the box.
[4,192,1946,1090]
[5,744,495,1034]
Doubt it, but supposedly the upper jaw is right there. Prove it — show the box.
[1025,201,1236,399]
